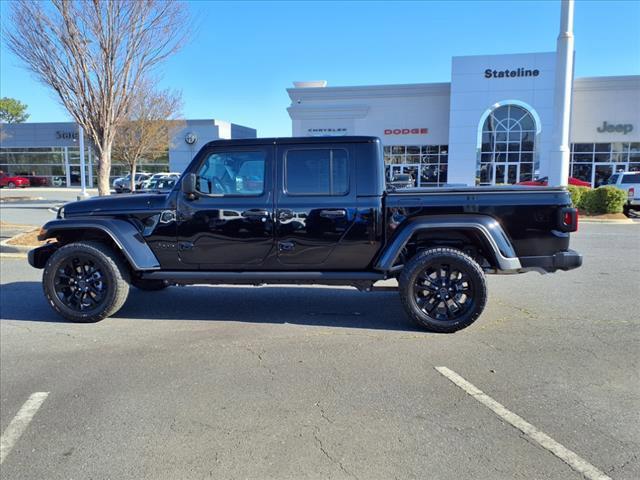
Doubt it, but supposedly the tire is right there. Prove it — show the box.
[8,182,16,189]
[623,204,630,216]
[43,241,131,323]
[398,247,487,333]
[131,278,168,291]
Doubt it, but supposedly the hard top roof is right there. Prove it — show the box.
[203,136,380,148]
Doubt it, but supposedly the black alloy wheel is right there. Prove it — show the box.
[53,254,109,312]
[414,263,475,321]
[43,241,130,322]
[399,247,487,333]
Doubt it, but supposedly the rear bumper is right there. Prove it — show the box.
[518,249,583,273]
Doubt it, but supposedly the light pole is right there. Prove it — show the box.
[77,125,89,199]
[548,0,575,187]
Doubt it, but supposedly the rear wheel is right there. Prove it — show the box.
[7,182,16,189]
[43,241,130,323]
[398,247,487,333]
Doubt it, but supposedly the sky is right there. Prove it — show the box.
[1,0,639,137]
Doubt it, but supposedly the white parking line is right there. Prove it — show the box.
[0,392,49,464]
[435,367,612,480]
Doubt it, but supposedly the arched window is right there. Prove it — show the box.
[478,104,536,185]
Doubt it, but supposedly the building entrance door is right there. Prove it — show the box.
[494,163,519,185]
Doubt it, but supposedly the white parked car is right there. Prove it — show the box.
[140,172,181,189]
[606,171,640,214]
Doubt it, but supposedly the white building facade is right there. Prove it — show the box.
[287,52,640,187]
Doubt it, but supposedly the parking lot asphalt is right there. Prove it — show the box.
[1,223,639,479]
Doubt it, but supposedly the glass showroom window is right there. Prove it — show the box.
[570,142,640,187]
[0,147,66,186]
[478,105,536,185]
[383,145,448,187]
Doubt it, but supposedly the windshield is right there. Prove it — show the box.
[607,174,619,185]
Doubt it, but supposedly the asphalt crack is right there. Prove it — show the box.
[312,425,358,479]
[245,346,276,379]
[315,401,334,424]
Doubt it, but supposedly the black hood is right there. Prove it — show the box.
[63,193,170,217]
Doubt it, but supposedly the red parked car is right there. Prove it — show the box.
[0,173,31,188]
[22,175,49,187]
[517,176,592,187]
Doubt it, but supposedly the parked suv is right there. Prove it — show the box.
[29,136,582,332]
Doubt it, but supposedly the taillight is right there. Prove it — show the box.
[629,187,635,199]
[559,207,578,232]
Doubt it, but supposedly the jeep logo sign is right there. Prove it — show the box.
[384,128,428,135]
[597,121,633,135]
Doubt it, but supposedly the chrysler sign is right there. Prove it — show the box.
[384,128,428,135]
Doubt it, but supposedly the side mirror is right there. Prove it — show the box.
[181,173,197,196]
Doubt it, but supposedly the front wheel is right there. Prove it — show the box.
[43,241,131,323]
[7,182,16,189]
[398,247,487,333]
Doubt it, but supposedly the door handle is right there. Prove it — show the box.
[278,241,295,252]
[242,209,270,219]
[277,209,294,221]
[319,209,346,218]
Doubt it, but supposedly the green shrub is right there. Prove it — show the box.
[579,186,627,215]
[567,185,589,208]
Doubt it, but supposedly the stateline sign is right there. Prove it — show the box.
[56,130,79,140]
[484,68,540,79]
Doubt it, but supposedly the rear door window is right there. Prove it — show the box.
[284,148,349,196]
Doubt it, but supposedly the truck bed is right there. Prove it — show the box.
[384,186,573,258]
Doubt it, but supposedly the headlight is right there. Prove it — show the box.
[57,206,65,219]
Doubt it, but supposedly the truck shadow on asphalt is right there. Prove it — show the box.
[0,282,422,332]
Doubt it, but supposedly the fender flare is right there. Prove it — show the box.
[375,215,521,272]
[38,218,161,271]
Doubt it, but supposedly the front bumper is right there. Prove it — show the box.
[518,249,583,273]
[28,243,59,269]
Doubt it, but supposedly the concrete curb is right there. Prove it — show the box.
[0,237,34,254]
[0,252,27,259]
[580,218,636,224]
[0,196,45,203]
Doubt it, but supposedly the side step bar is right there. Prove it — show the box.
[140,271,389,290]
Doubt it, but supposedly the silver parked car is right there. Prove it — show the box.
[113,173,151,193]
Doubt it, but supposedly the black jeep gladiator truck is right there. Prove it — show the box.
[29,136,582,332]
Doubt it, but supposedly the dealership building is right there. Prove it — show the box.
[0,119,255,187]
[287,51,640,187]
[1,51,638,189]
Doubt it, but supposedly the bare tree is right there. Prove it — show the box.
[5,0,189,195]
[113,82,183,191]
